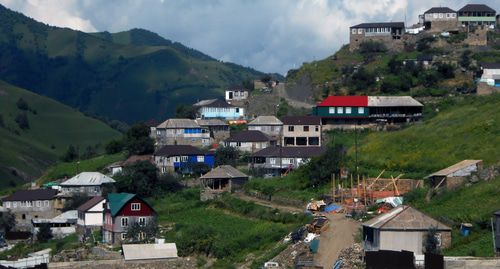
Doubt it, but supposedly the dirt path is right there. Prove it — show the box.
[314,214,360,268]
[276,83,314,109]
[232,192,303,213]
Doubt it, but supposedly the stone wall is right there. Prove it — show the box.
[477,83,498,95]
[444,257,500,269]
[427,20,459,32]
[465,28,488,46]
[49,258,198,269]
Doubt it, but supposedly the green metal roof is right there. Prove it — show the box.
[108,193,136,217]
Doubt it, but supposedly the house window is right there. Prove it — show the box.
[288,126,294,132]
[452,13,456,18]
[303,126,309,132]
[22,214,26,220]
[181,156,188,162]
[351,29,356,34]
[36,201,41,207]
[337,107,344,114]
[439,13,443,18]
[131,203,141,211]
[121,233,126,240]
[357,29,362,34]
[139,217,146,227]
[4,202,10,208]
[296,137,307,145]
[26,201,32,207]
[270,158,276,165]
[284,137,295,146]
[315,126,319,132]
[13,202,17,208]
[197,156,205,162]
[358,107,365,114]
[121,217,129,227]
[346,107,352,114]
[308,137,320,146]
[236,108,240,113]
[329,107,335,114]
[282,158,292,164]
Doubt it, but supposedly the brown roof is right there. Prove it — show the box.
[281,116,321,125]
[225,130,270,142]
[426,160,482,178]
[252,146,326,158]
[200,165,248,179]
[77,196,105,212]
[3,189,58,202]
[363,206,451,231]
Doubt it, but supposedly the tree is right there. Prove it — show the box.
[276,98,289,118]
[125,217,158,243]
[61,144,79,162]
[305,145,347,187]
[215,146,239,167]
[424,226,440,254]
[459,50,472,69]
[175,104,198,119]
[81,145,97,160]
[124,124,155,155]
[436,63,455,79]
[15,113,29,130]
[185,162,210,176]
[63,193,89,211]
[16,98,29,111]
[0,211,16,232]
[105,139,124,154]
[0,114,4,128]
[37,223,53,243]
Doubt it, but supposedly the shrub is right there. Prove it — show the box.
[37,223,53,243]
[359,41,387,53]
[15,113,29,130]
[105,139,124,154]
[61,145,79,162]
[16,98,29,111]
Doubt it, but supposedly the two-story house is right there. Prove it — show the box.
[225,87,249,104]
[77,196,106,232]
[195,119,230,142]
[248,116,283,141]
[458,4,496,28]
[150,118,211,147]
[193,99,245,120]
[223,130,272,153]
[103,193,156,246]
[281,116,322,147]
[2,189,59,231]
[422,7,458,32]
[60,172,116,197]
[250,146,326,176]
[349,22,405,51]
[154,145,215,174]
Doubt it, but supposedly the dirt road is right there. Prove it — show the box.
[314,213,360,268]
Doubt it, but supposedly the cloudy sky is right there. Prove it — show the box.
[1,0,499,74]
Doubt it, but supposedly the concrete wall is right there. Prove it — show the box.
[282,124,321,147]
[444,257,500,269]
[3,200,58,230]
[379,230,451,255]
[248,125,282,139]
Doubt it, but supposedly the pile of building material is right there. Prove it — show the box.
[334,243,364,269]
[306,216,329,234]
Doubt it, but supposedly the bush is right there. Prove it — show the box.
[61,145,79,162]
[105,139,123,154]
[0,114,4,128]
[215,146,239,167]
[124,124,154,155]
[37,223,53,243]
[436,63,455,79]
[16,98,29,111]
[15,113,29,130]
[359,41,387,53]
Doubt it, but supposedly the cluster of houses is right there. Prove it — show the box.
[349,3,498,51]
[1,172,156,247]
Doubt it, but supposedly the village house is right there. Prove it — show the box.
[458,4,496,28]
[281,116,322,147]
[247,116,283,141]
[250,146,326,176]
[478,62,500,95]
[425,160,483,190]
[2,189,60,231]
[313,96,423,127]
[150,118,211,147]
[32,210,78,239]
[60,172,115,197]
[422,7,458,32]
[363,205,452,255]
[108,155,153,176]
[77,196,106,232]
[154,145,215,174]
[193,99,245,120]
[225,87,249,104]
[195,119,230,142]
[103,193,156,246]
[349,22,405,51]
[223,130,273,153]
[200,165,249,201]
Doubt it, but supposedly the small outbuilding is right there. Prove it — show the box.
[362,205,451,255]
[426,160,483,190]
[60,172,116,196]
[200,165,249,201]
[122,242,178,261]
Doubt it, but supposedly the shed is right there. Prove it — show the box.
[122,242,178,261]
[200,165,249,201]
[425,160,482,189]
[363,206,451,255]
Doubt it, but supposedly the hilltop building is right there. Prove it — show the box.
[422,7,458,32]
[458,4,496,28]
[154,145,215,174]
[193,99,245,120]
[281,116,322,147]
[223,130,273,153]
[425,160,483,190]
[250,146,326,176]
[150,118,211,147]
[195,119,230,142]
[225,87,249,104]
[349,22,405,51]
[247,116,283,141]
[60,172,115,197]
[478,62,500,95]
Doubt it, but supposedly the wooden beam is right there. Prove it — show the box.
[367,169,385,190]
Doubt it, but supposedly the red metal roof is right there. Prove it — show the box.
[317,96,368,107]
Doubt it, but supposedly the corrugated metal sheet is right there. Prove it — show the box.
[363,206,451,231]
[60,172,115,186]
[157,119,200,129]
[426,160,482,178]
[248,116,283,126]
[317,96,368,107]
[200,165,248,179]
[367,96,423,107]
[122,243,178,260]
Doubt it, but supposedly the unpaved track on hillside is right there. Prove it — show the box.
[233,192,303,213]
[314,213,360,268]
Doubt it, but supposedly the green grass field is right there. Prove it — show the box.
[0,80,121,186]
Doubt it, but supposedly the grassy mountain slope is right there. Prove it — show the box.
[0,4,265,123]
[0,80,121,187]
[355,94,500,178]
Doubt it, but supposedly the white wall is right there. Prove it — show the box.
[379,230,424,254]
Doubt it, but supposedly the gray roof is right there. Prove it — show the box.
[351,22,405,29]
[458,4,495,13]
[481,63,500,69]
[157,118,200,129]
[195,119,228,126]
[60,172,115,186]
[225,130,271,142]
[122,243,178,261]
[3,189,58,202]
[368,96,423,107]
[248,116,283,126]
[281,116,321,125]
[424,7,456,14]
[200,165,248,179]
[33,210,78,224]
[363,206,451,231]
[426,160,482,178]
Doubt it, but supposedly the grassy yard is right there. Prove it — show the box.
[151,189,307,267]
[0,234,80,260]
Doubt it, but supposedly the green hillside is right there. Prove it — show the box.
[0,80,121,187]
[0,4,265,123]
[354,94,500,178]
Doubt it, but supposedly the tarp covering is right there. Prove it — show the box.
[375,197,403,208]
[324,204,342,213]
[309,238,320,253]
